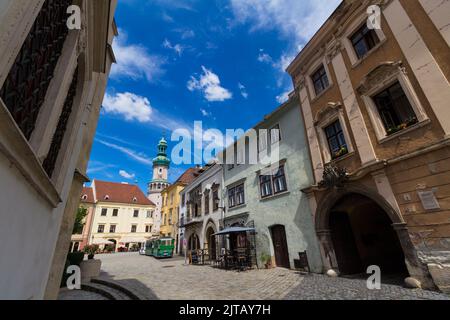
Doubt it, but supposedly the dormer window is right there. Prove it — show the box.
[132,197,138,203]
[81,195,88,200]
[104,195,110,200]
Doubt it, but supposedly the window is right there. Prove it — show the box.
[97,225,105,233]
[311,65,329,95]
[0,0,71,140]
[350,24,380,59]
[101,208,107,216]
[182,194,185,206]
[133,210,139,218]
[236,184,245,206]
[324,120,348,159]
[131,225,137,233]
[212,187,220,211]
[204,190,210,215]
[273,166,287,194]
[259,165,288,198]
[169,209,173,224]
[228,187,236,208]
[270,124,281,144]
[259,174,273,198]
[145,225,152,233]
[112,209,119,217]
[109,225,116,233]
[146,210,152,218]
[372,82,417,135]
[228,184,245,208]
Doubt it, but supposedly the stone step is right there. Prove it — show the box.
[82,282,132,300]
[91,278,145,300]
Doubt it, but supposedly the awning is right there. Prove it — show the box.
[92,239,114,245]
[213,227,256,236]
[119,237,148,243]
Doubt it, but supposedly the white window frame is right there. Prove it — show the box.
[360,69,429,142]
[315,105,354,164]
[343,14,387,67]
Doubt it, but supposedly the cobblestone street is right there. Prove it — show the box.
[59,253,450,300]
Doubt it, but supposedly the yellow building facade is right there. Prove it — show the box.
[160,167,202,253]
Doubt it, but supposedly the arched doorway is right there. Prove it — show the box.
[328,193,408,278]
[188,233,200,251]
[205,226,217,261]
[270,225,290,268]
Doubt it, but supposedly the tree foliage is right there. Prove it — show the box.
[73,207,88,234]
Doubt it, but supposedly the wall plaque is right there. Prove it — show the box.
[417,190,440,211]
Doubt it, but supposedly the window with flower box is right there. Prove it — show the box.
[324,120,348,160]
[372,81,418,136]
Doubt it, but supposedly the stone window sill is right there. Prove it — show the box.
[260,191,290,202]
[310,84,334,104]
[0,99,61,208]
[351,38,387,69]
[228,204,247,211]
[379,119,431,144]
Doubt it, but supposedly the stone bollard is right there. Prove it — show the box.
[326,269,338,277]
[404,277,422,289]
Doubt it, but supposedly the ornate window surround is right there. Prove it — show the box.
[314,102,355,164]
[357,61,429,142]
[342,11,387,67]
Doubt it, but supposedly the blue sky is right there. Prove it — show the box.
[87,0,341,192]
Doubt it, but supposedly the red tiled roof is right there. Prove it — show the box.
[80,187,95,204]
[175,167,203,185]
[92,180,155,206]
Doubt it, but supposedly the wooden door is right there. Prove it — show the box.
[271,225,290,268]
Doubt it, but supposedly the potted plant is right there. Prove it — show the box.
[83,244,99,260]
[260,253,272,269]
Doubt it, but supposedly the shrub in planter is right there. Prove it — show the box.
[83,244,99,259]
[67,251,85,266]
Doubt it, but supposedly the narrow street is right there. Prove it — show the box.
[59,253,449,300]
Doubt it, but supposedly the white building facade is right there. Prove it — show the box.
[179,163,224,259]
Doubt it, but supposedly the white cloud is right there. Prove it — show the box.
[119,170,136,180]
[230,0,341,46]
[238,83,249,99]
[96,139,153,165]
[163,38,184,56]
[111,29,166,83]
[200,108,211,117]
[174,28,196,39]
[276,90,291,104]
[187,66,233,102]
[257,52,273,64]
[103,92,153,123]
[102,92,192,131]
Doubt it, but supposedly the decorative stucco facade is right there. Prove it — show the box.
[287,0,450,292]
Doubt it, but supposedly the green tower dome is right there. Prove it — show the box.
[153,137,170,167]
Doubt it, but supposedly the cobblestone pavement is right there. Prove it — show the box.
[66,252,449,300]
